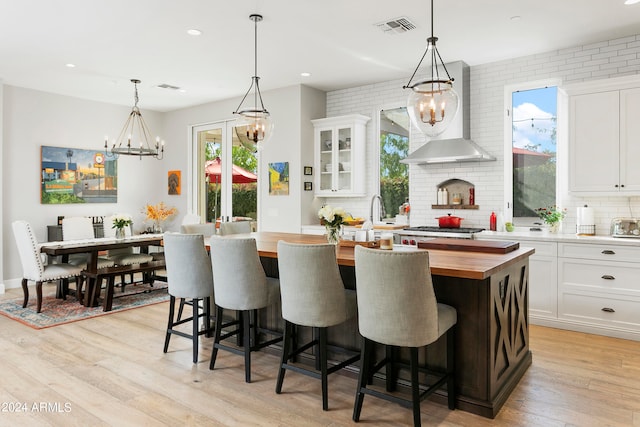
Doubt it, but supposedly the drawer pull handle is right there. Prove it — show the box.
[601,250,616,255]
[601,275,615,280]
[601,307,615,313]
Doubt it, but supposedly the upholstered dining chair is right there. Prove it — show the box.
[12,220,84,313]
[61,217,114,269]
[163,233,214,363]
[275,241,360,411]
[353,246,457,427]
[209,236,282,382]
[219,221,251,236]
[180,223,216,236]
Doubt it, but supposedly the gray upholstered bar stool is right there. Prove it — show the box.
[209,236,282,383]
[275,241,360,411]
[163,233,214,363]
[219,221,251,236]
[353,246,457,427]
[180,223,216,236]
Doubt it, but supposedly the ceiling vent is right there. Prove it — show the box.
[375,17,416,35]
[156,83,181,91]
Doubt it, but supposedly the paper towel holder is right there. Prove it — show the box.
[576,204,596,236]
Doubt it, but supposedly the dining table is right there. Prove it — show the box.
[211,231,535,418]
[40,234,164,307]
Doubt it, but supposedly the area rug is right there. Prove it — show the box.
[0,281,169,329]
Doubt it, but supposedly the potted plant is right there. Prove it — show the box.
[143,202,177,233]
[534,205,566,233]
[111,214,133,239]
[318,205,347,245]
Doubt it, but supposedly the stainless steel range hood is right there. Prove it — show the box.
[401,61,495,165]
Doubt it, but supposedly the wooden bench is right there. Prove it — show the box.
[81,260,166,311]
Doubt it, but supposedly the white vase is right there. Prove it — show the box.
[548,222,560,233]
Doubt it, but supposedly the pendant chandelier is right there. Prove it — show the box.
[403,0,459,137]
[104,79,164,160]
[233,14,273,151]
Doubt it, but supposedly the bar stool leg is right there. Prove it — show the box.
[319,327,329,411]
[192,298,200,363]
[275,321,293,394]
[243,310,252,383]
[410,347,421,427]
[164,296,176,353]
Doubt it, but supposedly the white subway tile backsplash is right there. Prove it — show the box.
[325,33,640,231]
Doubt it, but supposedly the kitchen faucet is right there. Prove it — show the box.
[369,194,386,223]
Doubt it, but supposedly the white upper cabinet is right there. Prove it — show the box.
[312,114,369,197]
[566,76,640,195]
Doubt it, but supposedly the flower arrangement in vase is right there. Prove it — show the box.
[534,205,566,233]
[318,205,347,245]
[111,214,133,239]
[143,202,177,233]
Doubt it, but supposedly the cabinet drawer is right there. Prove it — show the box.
[560,259,640,293]
[559,242,640,262]
[524,240,557,258]
[559,291,640,331]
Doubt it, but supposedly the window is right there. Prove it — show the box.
[379,107,410,217]
[505,82,559,224]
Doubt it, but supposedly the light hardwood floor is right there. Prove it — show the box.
[0,286,639,427]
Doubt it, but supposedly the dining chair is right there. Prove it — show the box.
[209,236,282,382]
[219,221,251,236]
[61,217,115,269]
[275,241,360,410]
[180,223,216,236]
[352,246,457,427]
[163,233,214,363]
[12,220,84,313]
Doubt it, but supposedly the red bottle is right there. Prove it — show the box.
[490,212,497,231]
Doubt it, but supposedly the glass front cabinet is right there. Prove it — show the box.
[312,114,369,197]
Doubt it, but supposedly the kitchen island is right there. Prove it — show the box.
[222,232,534,418]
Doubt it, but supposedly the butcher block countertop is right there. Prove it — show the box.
[218,232,535,280]
[417,238,520,254]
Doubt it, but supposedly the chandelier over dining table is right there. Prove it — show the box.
[104,79,165,160]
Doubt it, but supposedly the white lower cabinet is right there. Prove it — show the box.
[558,243,640,338]
[478,235,640,340]
[527,241,558,321]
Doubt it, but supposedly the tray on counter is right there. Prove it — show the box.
[339,239,380,248]
[417,238,519,254]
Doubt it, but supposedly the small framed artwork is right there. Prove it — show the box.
[304,181,313,191]
[168,170,181,195]
[303,166,313,176]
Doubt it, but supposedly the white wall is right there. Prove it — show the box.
[2,85,165,286]
[325,33,640,234]
[162,84,326,233]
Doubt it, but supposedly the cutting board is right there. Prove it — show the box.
[417,238,520,254]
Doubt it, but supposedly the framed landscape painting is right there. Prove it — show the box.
[41,146,118,204]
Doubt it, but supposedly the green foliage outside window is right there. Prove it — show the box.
[380,132,409,217]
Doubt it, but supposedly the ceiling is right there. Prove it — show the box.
[1,0,639,112]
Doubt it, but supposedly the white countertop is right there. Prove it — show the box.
[478,230,640,247]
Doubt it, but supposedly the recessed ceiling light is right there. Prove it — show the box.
[300,72,311,77]
[187,29,202,36]
[65,63,76,68]
[625,0,640,4]
[510,15,521,21]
